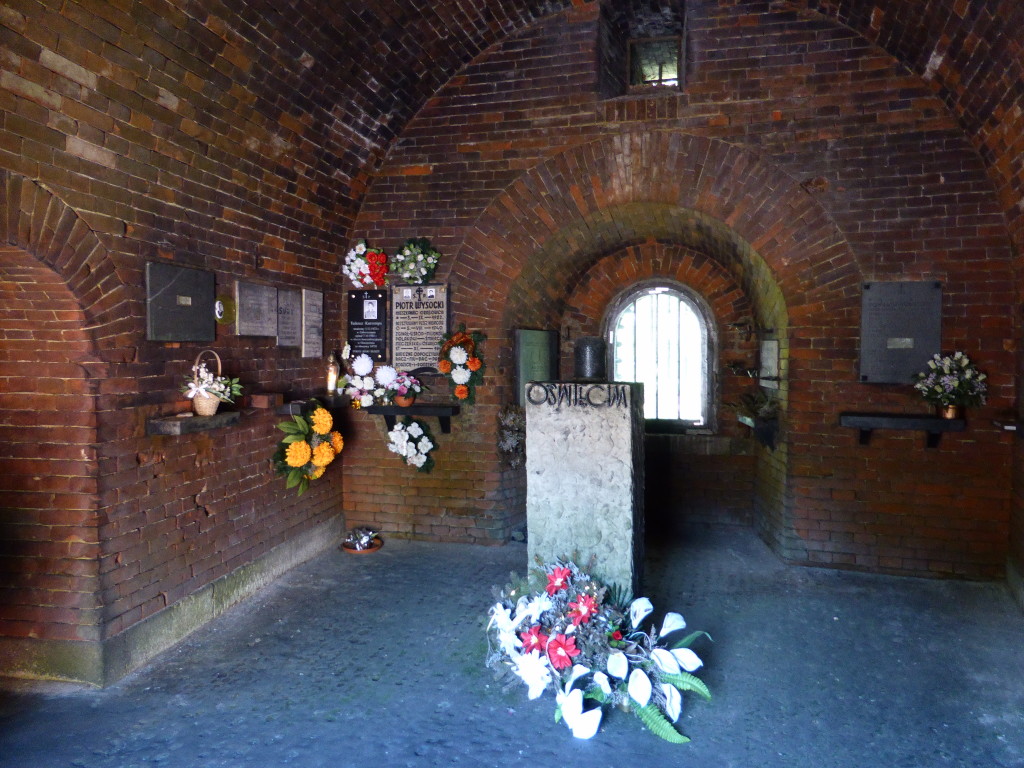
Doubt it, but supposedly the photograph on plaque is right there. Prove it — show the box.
[347,289,388,361]
[515,328,558,405]
[235,281,278,337]
[391,283,449,372]
[859,281,941,384]
[302,289,324,359]
[145,261,216,342]
[276,288,302,348]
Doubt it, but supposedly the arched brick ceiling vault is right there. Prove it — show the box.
[269,0,1022,235]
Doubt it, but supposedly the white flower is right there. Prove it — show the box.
[512,650,552,700]
[359,393,374,407]
[352,354,374,376]
[558,687,602,739]
[593,671,612,696]
[354,242,366,255]
[341,343,351,359]
[660,612,687,636]
[407,421,424,438]
[418,437,433,453]
[607,651,628,679]
[627,668,652,707]
[449,345,469,365]
[488,603,515,633]
[409,452,426,468]
[651,648,681,675]
[629,597,654,629]
[671,647,703,672]
[662,683,682,722]
[522,594,552,624]
[451,366,471,385]
[375,365,397,387]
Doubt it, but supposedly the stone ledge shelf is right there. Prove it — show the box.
[146,411,241,436]
[839,412,965,448]
[363,404,460,434]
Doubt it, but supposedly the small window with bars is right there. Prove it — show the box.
[628,36,682,89]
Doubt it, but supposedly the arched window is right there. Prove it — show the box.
[605,282,716,428]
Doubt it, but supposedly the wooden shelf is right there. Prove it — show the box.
[839,412,964,448]
[364,404,460,433]
[146,411,240,436]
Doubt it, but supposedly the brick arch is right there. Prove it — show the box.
[0,246,102,676]
[0,171,132,340]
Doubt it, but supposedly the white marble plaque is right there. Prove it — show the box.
[391,283,448,371]
[235,281,278,337]
[302,289,323,358]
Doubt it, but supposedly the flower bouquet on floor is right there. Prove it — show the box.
[271,399,344,495]
[486,559,711,742]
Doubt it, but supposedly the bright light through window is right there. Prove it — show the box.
[610,286,708,423]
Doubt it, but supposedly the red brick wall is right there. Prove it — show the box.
[0,247,101,643]
[350,2,1014,577]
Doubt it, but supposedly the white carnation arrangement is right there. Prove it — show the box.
[391,237,440,285]
[386,417,435,472]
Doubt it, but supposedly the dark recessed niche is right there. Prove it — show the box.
[599,0,686,98]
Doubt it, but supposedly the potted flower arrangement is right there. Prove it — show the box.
[272,400,344,495]
[343,239,389,288]
[914,351,987,418]
[386,417,435,472]
[438,325,485,402]
[180,350,243,416]
[389,371,424,407]
[486,559,711,742]
[390,237,441,285]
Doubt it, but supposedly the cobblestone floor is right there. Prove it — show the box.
[2,524,1023,768]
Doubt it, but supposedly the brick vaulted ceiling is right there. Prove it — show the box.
[232,0,1023,243]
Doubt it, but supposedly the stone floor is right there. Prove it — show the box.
[2,523,1023,768]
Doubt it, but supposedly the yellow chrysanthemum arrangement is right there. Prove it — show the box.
[272,399,344,495]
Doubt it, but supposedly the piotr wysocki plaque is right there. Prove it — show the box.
[302,289,323,358]
[347,289,388,361]
[859,281,941,384]
[391,283,449,371]
[276,288,302,348]
[235,281,278,337]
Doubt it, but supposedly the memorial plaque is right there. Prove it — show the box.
[145,261,215,342]
[302,289,323,358]
[859,281,941,383]
[276,288,302,347]
[347,289,388,361]
[235,281,278,337]
[391,283,449,371]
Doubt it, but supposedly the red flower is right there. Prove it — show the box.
[454,384,470,400]
[546,634,580,670]
[520,624,549,653]
[568,594,599,626]
[610,630,623,641]
[437,359,452,374]
[467,356,482,372]
[545,566,572,596]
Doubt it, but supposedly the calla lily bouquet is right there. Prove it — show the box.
[486,559,711,742]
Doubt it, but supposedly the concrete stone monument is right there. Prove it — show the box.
[525,380,645,593]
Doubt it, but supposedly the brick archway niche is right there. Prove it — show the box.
[458,132,863,566]
[0,174,106,683]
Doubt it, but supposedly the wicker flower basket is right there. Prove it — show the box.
[191,349,222,417]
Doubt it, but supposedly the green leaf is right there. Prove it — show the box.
[277,421,302,435]
[285,470,303,489]
[670,630,712,649]
[631,701,690,744]
[292,414,309,431]
[297,477,309,495]
[660,671,711,701]
[281,434,305,444]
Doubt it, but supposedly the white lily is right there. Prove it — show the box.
[558,687,602,739]
[607,651,629,679]
[651,647,681,675]
[660,612,687,636]
[630,597,654,628]
[628,668,652,707]
[593,670,612,696]
[662,683,682,722]
[671,647,703,672]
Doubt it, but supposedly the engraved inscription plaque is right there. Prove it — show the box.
[347,289,387,361]
[860,281,941,383]
[235,281,278,337]
[276,288,302,347]
[145,262,216,342]
[302,289,323,358]
[392,283,449,371]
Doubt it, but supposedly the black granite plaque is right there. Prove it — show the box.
[145,261,216,342]
[860,281,941,383]
[347,289,387,361]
